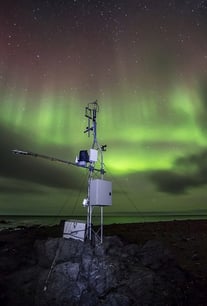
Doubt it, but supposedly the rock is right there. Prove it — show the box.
[35,238,59,268]
[88,257,120,295]
[34,237,191,306]
[79,290,100,306]
[56,238,85,263]
[103,292,131,306]
[35,237,85,268]
[0,232,194,306]
[37,263,82,306]
[103,235,124,256]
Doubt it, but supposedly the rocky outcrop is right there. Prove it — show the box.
[33,236,191,306]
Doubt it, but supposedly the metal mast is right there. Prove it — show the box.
[84,101,107,243]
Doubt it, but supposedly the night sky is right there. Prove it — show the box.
[0,0,207,216]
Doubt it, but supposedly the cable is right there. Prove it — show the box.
[71,169,88,216]
[104,166,142,215]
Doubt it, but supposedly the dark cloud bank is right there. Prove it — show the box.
[150,149,207,194]
[0,124,82,192]
[1,123,207,197]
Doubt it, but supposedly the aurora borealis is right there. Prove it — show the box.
[0,0,207,216]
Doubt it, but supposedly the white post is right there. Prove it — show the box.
[100,206,103,244]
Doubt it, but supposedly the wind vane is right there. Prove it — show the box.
[12,101,112,243]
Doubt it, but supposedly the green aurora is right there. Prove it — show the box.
[1,84,206,174]
[0,1,207,217]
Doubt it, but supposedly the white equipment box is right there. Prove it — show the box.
[63,220,86,241]
[89,149,98,162]
[89,179,112,206]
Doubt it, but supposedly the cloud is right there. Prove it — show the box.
[150,149,207,194]
[0,124,82,190]
[0,182,45,194]
[150,170,199,194]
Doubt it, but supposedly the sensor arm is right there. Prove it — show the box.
[12,149,104,173]
[12,149,77,166]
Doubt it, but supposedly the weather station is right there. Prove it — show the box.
[12,101,112,244]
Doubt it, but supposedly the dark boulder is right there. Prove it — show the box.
[0,231,194,306]
[34,237,190,306]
